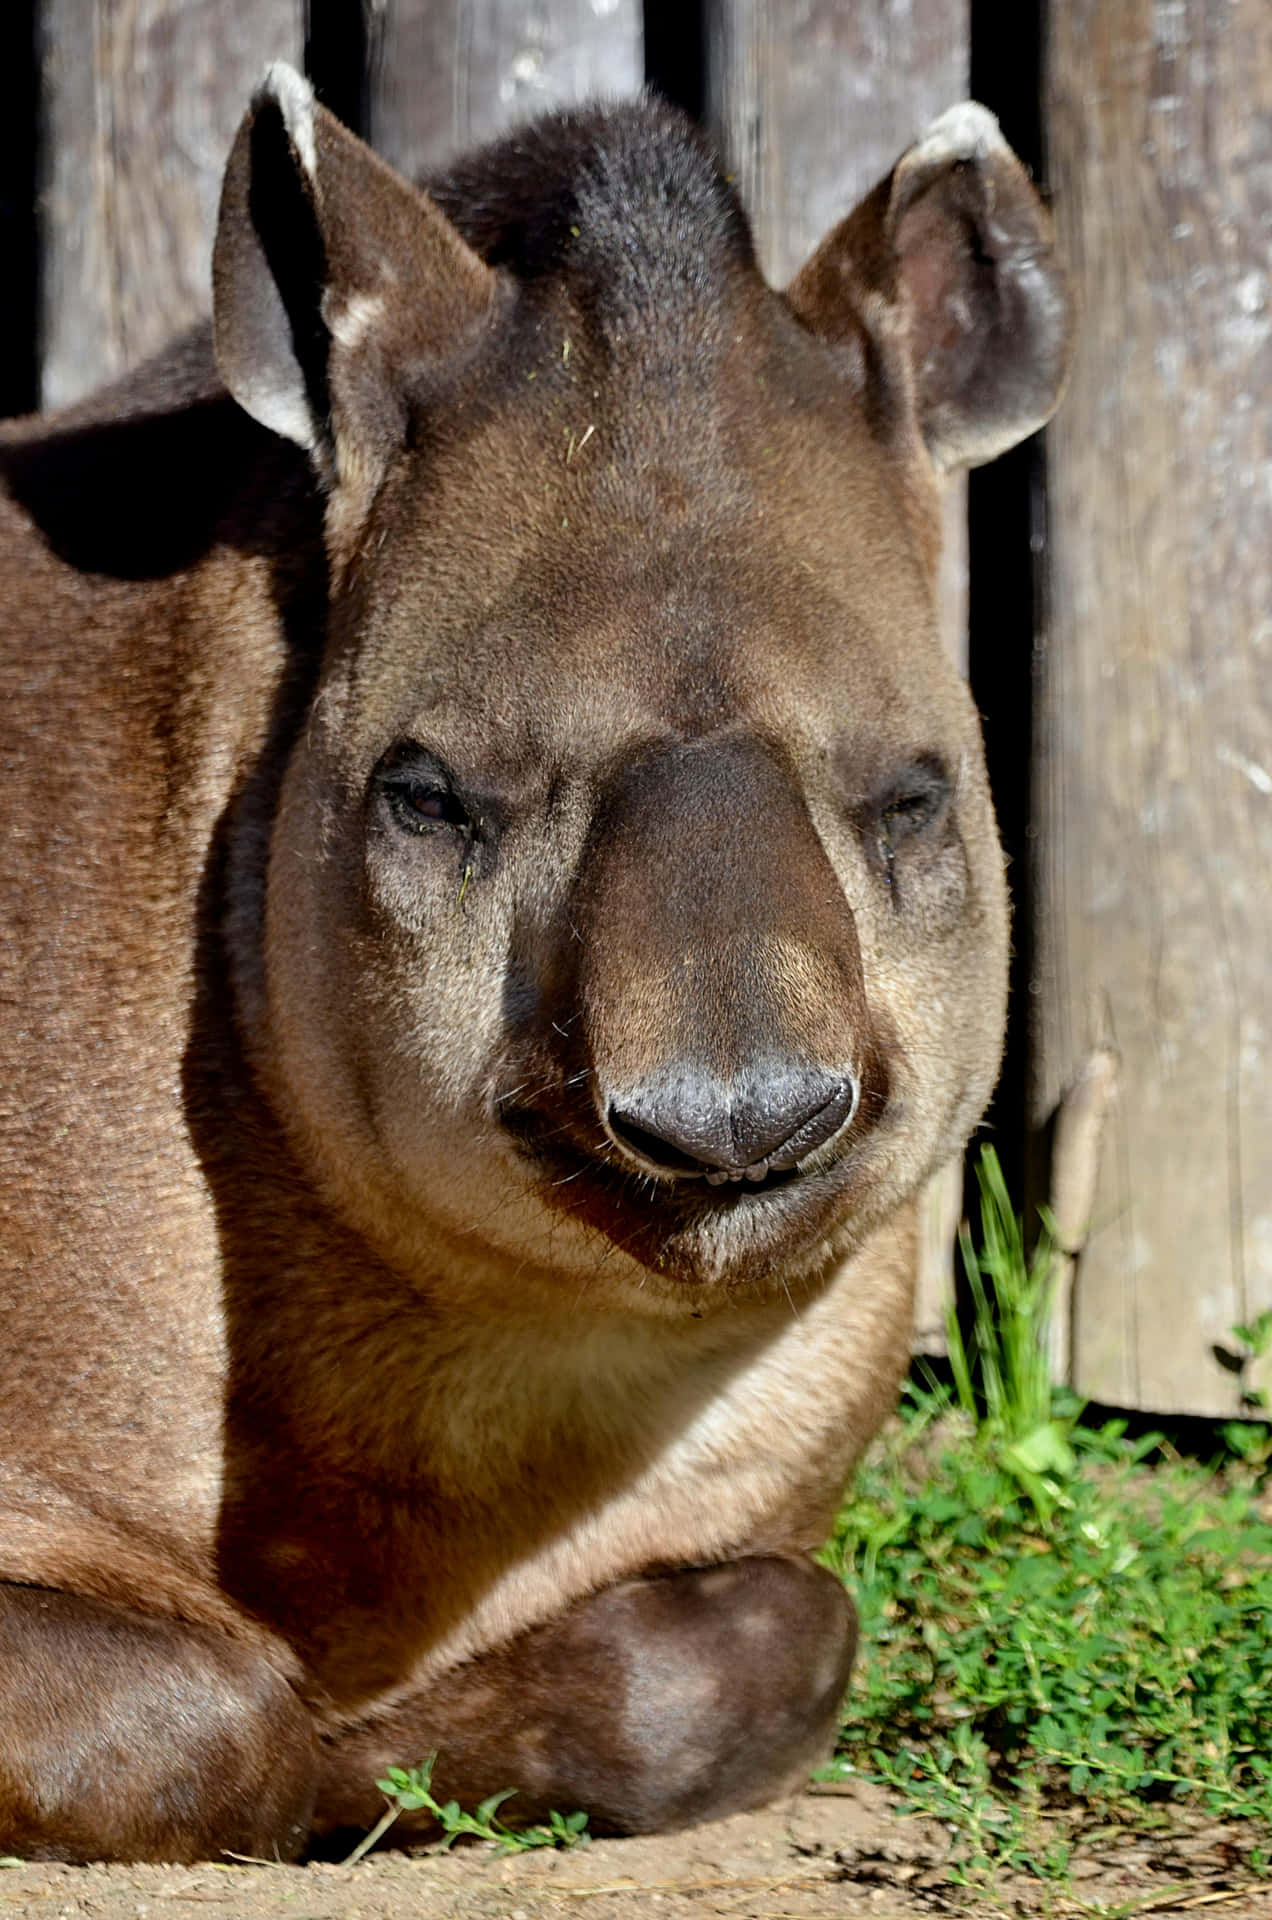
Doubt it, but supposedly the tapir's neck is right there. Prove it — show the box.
[213,1184,914,1710]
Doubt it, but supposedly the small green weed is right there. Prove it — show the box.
[822,1145,1272,1889]
[343,1755,590,1865]
[953,1147,1056,1433]
[1231,1307,1272,1417]
[1231,1308,1272,1363]
[951,1146,1077,1523]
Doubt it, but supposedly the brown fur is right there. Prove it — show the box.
[0,74,1071,1862]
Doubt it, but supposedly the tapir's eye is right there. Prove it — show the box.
[389,780,469,831]
[876,761,951,856]
[375,748,474,837]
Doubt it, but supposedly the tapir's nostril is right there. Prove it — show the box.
[607,1069,858,1183]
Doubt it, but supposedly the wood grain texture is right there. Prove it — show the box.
[706,0,971,1343]
[38,0,303,411]
[706,0,968,285]
[1038,0,1272,1414]
[364,0,642,181]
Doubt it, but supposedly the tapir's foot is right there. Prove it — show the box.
[0,1583,318,1863]
[316,1554,856,1841]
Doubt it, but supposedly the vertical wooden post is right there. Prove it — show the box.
[364,0,642,180]
[705,0,971,1349]
[0,0,38,419]
[705,1,967,288]
[37,0,304,411]
[1038,0,1272,1414]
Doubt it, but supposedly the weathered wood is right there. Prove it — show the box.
[1047,1047,1121,1381]
[364,0,643,181]
[0,1,38,419]
[706,0,968,285]
[1038,0,1272,1414]
[913,1159,962,1356]
[706,0,971,1345]
[37,0,303,411]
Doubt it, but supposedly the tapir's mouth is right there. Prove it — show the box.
[502,1104,809,1202]
[496,1095,868,1284]
[503,1105,803,1190]
[494,1039,893,1282]
[599,1111,829,1190]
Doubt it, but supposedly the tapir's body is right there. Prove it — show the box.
[0,75,1071,1862]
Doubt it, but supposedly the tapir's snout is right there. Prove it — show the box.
[606,1060,858,1183]
[563,733,882,1206]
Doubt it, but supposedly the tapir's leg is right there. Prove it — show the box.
[315,1555,854,1841]
[0,1584,318,1863]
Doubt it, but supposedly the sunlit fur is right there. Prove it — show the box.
[0,74,1071,1861]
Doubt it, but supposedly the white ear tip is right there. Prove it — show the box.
[258,61,318,177]
[913,100,1006,167]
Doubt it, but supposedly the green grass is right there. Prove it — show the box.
[342,1755,590,1864]
[819,1147,1272,1889]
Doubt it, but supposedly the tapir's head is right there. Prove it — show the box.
[213,67,1072,1312]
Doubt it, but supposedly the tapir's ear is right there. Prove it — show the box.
[786,102,1074,472]
[213,63,496,489]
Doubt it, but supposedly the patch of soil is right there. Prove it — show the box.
[1,1787,1267,1920]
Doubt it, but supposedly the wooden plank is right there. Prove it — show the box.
[706,0,968,287]
[0,0,38,419]
[37,0,304,411]
[365,0,643,182]
[706,0,971,1348]
[1037,0,1272,1414]
[913,1159,962,1357]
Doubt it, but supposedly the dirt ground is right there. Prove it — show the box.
[3,1784,1268,1920]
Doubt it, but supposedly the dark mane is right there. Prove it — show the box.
[1,100,757,449]
[423,97,757,327]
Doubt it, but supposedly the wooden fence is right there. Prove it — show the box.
[1,0,1268,1416]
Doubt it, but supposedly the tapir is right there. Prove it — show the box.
[0,65,1072,1862]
